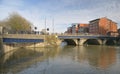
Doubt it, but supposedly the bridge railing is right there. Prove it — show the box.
[58,33,103,36]
[2,34,44,39]
[57,33,120,38]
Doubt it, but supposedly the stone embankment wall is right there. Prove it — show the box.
[0,37,16,57]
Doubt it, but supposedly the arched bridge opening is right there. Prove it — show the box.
[84,39,101,45]
[63,39,76,46]
[105,39,116,45]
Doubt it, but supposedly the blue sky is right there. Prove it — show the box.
[0,0,120,33]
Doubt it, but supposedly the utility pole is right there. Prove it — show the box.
[52,18,54,34]
[45,18,46,35]
[44,17,46,47]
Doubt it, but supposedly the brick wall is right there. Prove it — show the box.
[89,17,118,35]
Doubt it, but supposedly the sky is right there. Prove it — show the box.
[0,0,120,33]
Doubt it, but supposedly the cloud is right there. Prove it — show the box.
[0,0,120,33]
[1,0,24,6]
[0,0,25,20]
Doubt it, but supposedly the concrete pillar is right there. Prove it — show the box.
[113,40,117,45]
[90,39,107,45]
[97,39,104,45]
[76,39,80,46]
[102,39,107,45]
[79,39,87,46]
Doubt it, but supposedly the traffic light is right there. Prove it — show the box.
[47,28,49,31]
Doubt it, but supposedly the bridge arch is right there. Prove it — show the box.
[83,39,101,45]
[105,39,116,45]
[63,39,76,45]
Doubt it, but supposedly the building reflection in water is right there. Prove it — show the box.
[98,47,116,69]
[73,46,116,69]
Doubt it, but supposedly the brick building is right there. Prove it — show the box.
[71,23,78,34]
[66,23,89,34]
[77,24,89,33]
[89,17,118,35]
[67,27,72,34]
[118,28,120,37]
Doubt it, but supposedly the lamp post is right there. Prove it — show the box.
[52,18,54,34]
[45,18,46,35]
[44,18,46,47]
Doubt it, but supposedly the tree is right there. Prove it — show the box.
[6,12,32,33]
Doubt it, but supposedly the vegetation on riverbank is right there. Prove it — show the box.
[45,35,60,47]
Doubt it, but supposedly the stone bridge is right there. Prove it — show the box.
[0,34,45,56]
[58,35,120,46]
[1,34,44,43]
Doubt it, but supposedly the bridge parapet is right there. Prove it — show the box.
[58,35,119,45]
[3,34,44,39]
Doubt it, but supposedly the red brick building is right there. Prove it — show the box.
[89,17,118,35]
[67,27,72,34]
[118,28,120,37]
[66,23,89,34]
[76,24,89,33]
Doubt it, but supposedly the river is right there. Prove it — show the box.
[0,45,120,74]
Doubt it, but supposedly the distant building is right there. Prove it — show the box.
[67,27,72,34]
[118,28,120,37]
[77,24,89,33]
[89,17,118,35]
[66,23,89,34]
[71,23,78,34]
[118,28,120,33]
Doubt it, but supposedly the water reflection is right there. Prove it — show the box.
[0,47,59,74]
[85,46,116,69]
[61,46,117,69]
[0,45,120,74]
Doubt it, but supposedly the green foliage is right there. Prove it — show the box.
[6,13,32,32]
[45,35,58,46]
[0,12,32,33]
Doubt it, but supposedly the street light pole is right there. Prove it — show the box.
[44,17,46,47]
[52,18,54,34]
[45,18,46,35]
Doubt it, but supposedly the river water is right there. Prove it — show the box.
[0,45,120,74]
